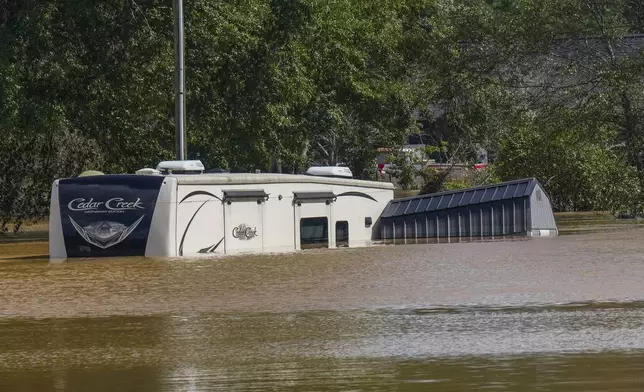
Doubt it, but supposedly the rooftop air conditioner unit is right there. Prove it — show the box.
[306,166,353,179]
[156,160,205,174]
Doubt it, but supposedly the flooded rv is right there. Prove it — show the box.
[49,161,394,261]
[48,161,558,261]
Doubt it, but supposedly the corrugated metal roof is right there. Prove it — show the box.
[381,178,539,218]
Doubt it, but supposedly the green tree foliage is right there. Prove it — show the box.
[184,0,430,172]
[494,112,640,212]
[385,149,419,191]
[0,0,433,230]
[3,0,644,232]
[419,166,500,195]
[418,0,644,212]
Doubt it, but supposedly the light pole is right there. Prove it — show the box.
[174,0,186,160]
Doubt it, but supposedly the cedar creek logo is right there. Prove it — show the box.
[232,224,258,240]
[67,198,145,213]
[66,197,146,249]
[69,216,145,249]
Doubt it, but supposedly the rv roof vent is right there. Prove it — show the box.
[136,168,161,176]
[156,160,205,174]
[306,166,353,179]
[79,170,104,177]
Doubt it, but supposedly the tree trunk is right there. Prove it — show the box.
[270,156,282,173]
[621,91,644,184]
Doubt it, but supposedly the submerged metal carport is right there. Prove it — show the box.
[379,178,558,241]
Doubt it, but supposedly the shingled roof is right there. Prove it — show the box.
[381,178,540,219]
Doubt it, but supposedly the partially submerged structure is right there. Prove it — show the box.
[48,162,558,261]
[49,162,394,260]
[379,178,557,240]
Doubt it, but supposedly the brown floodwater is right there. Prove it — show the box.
[1,218,644,391]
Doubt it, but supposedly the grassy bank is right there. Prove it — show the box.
[0,221,49,243]
[555,211,644,236]
[0,222,48,260]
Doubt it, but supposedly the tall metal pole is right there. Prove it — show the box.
[174,0,186,160]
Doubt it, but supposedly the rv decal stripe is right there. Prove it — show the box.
[180,191,221,204]
[179,200,210,256]
[337,191,377,202]
[117,215,145,244]
[199,237,224,253]
[69,216,94,245]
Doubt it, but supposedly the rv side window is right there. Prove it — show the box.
[336,221,349,247]
[300,217,328,249]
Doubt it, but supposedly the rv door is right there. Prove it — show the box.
[222,190,267,254]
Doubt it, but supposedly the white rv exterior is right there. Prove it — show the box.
[49,171,394,261]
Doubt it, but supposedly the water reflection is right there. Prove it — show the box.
[1,309,644,391]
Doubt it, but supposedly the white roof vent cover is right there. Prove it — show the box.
[156,160,205,173]
[136,168,161,176]
[306,166,353,178]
